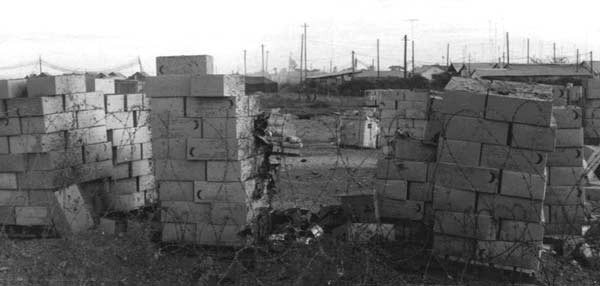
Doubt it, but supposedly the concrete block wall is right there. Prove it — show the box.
[429,78,556,272]
[545,104,586,235]
[147,57,262,246]
[368,89,434,236]
[0,75,113,227]
[583,79,600,143]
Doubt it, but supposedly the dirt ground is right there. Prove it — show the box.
[2,93,600,285]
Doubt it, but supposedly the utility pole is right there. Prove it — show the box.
[300,34,304,85]
[243,50,247,76]
[403,34,408,78]
[506,32,510,66]
[38,56,42,74]
[303,23,308,85]
[411,40,415,74]
[591,51,594,78]
[377,39,380,79]
[351,51,355,74]
[266,50,269,76]
[527,38,530,64]
[446,43,450,67]
[553,43,556,63]
[577,49,580,72]
[261,44,265,77]
[329,59,332,73]
[137,56,144,72]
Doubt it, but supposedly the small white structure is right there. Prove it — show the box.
[339,110,379,149]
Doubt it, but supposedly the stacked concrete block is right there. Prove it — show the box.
[338,109,379,149]
[147,57,259,246]
[583,79,600,144]
[102,92,154,212]
[365,89,430,141]
[0,75,112,228]
[430,77,555,273]
[371,90,434,238]
[156,55,214,76]
[545,105,586,235]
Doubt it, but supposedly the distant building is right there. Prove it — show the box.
[413,65,447,80]
[580,61,600,76]
[471,63,592,82]
[459,63,499,77]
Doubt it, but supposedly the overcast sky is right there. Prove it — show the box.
[0,0,599,77]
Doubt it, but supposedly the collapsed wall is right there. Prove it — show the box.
[147,55,265,245]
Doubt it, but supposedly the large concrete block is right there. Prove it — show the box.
[27,75,86,97]
[433,162,500,193]
[145,75,192,98]
[54,184,94,233]
[125,93,144,111]
[27,147,83,170]
[0,173,17,189]
[206,159,257,182]
[83,142,112,163]
[437,139,481,165]
[0,137,7,154]
[548,205,586,224]
[407,182,433,202]
[65,92,104,111]
[375,158,429,182]
[0,190,26,206]
[106,112,135,129]
[114,144,142,164]
[109,126,151,146]
[9,133,66,153]
[374,179,407,200]
[151,116,202,138]
[85,77,115,94]
[67,126,108,147]
[114,80,142,94]
[0,79,27,98]
[0,117,21,136]
[151,137,187,160]
[0,154,27,172]
[210,202,247,225]
[156,55,214,76]
[110,178,137,195]
[196,223,241,246]
[584,79,600,99]
[21,112,75,134]
[443,115,509,145]
[154,160,206,181]
[190,75,246,97]
[553,106,582,128]
[498,220,544,242]
[158,181,194,201]
[480,144,546,174]
[547,147,584,167]
[432,185,476,212]
[161,201,210,223]
[149,97,185,116]
[477,194,543,222]
[15,206,49,225]
[6,96,63,117]
[485,92,552,126]
[431,90,486,118]
[392,137,436,162]
[186,95,258,118]
[555,128,584,147]
[76,110,106,128]
[105,94,126,113]
[545,185,584,205]
[194,180,253,203]
[203,116,255,139]
[131,159,153,177]
[377,198,424,221]
[511,123,556,152]
[162,223,196,242]
[548,166,585,186]
[500,170,546,200]
[433,211,497,240]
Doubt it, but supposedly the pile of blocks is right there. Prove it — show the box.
[0,75,113,227]
[545,104,586,235]
[103,92,154,212]
[583,79,600,143]
[366,89,429,142]
[429,78,555,272]
[370,89,435,236]
[147,55,262,246]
